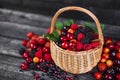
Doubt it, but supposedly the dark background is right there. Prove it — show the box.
[0,0,120,25]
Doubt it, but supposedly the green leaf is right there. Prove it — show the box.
[52,30,60,39]
[84,22,92,27]
[64,19,74,26]
[55,22,64,30]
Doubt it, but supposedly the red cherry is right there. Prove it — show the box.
[37,47,42,51]
[27,32,34,39]
[83,44,92,50]
[103,47,110,54]
[42,47,50,53]
[98,62,107,71]
[93,72,102,80]
[30,43,37,49]
[105,37,112,45]
[22,40,28,47]
[70,24,78,30]
[60,36,67,42]
[116,73,120,80]
[91,41,99,48]
[69,42,76,50]
[104,74,113,80]
[26,57,32,63]
[116,53,120,60]
[61,42,69,49]
[45,41,50,48]
[107,43,115,50]
[22,52,29,59]
[20,62,28,70]
[37,38,46,45]
[31,35,39,40]
[35,51,43,58]
[67,33,74,40]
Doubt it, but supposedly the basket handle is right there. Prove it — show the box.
[50,6,103,45]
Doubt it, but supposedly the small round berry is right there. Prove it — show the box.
[27,32,34,39]
[20,62,28,70]
[60,36,67,42]
[22,40,28,47]
[42,47,50,53]
[61,42,69,49]
[22,52,29,59]
[67,33,74,40]
[26,57,33,63]
[70,24,78,30]
[33,57,40,63]
[68,28,74,34]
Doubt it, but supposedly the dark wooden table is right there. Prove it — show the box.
[0,8,120,80]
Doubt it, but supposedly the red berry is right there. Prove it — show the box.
[22,52,29,59]
[68,28,74,34]
[31,35,39,40]
[93,72,102,80]
[107,43,115,50]
[69,42,76,50]
[37,38,45,45]
[27,32,34,39]
[105,37,112,45]
[44,54,52,61]
[77,33,85,41]
[84,44,93,50]
[26,57,32,63]
[62,42,69,49]
[35,51,43,58]
[67,33,74,40]
[70,24,78,30]
[93,33,98,39]
[116,41,120,46]
[104,74,113,80]
[97,62,107,71]
[116,53,120,60]
[45,41,50,48]
[30,43,37,49]
[91,41,99,48]
[75,42,83,51]
[20,62,28,70]
[42,47,50,53]
[60,36,67,42]
[22,40,28,47]
[116,73,120,80]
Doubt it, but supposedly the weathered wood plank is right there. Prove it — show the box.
[0,22,46,39]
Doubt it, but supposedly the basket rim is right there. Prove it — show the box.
[50,40,102,56]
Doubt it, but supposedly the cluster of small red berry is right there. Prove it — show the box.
[93,37,120,80]
[19,32,73,80]
[54,23,99,51]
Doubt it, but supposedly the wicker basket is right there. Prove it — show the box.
[50,6,104,74]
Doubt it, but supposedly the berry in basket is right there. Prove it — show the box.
[46,19,104,51]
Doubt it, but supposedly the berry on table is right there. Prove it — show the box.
[27,32,34,39]
[20,62,28,70]
[33,57,40,63]
[61,42,69,49]
[22,40,28,47]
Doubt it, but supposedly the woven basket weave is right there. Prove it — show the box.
[50,6,104,74]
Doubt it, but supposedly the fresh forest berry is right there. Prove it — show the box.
[60,36,67,42]
[70,24,78,30]
[91,41,99,48]
[77,33,85,41]
[69,42,76,50]
[22,40,28,47]
[35,50,43,58]
[45,41,50,48]
[26,57,33,63]
[93,72,102,80]
[62,42,69,49]
[44,54,52,61]
[33,57,40,63]
[67,33,74,40]
[75,42,83,51]
[68,28,74,34]
[20,62,28,70]
[84,44,92,50]
[27,32,34,39]
[42,47,50,53]
[22,52,29,59]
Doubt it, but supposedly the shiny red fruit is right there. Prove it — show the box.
[105,37,112,45]
[69,42,76,50]
[67,33,74,40]
[93,72,102,80]
[30,43,37,49]
[26,57,32,63]
[116,53,120,60]
[42,47,50,53]
[77,33,85,41]
[20,62,28,70]
[45,41,50,48]
[68,28,74,34]
[37,38,46,45]
[62,42,69,49]
[106,59,113,67]
[22,40,28,47]
[104,74,113,80]
[98,62,107,71]
[27,32,34,39]
[103,47,110,54]
[60,36,67,42]
[22,52,29,59]
[116,73,120,80]
[107,43,115,50]
[100,56,107,63]
[102,53,109,60]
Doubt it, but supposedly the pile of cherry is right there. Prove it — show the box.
[19,32,73,80]
[54,24,99,51]
[93,38,120,80]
